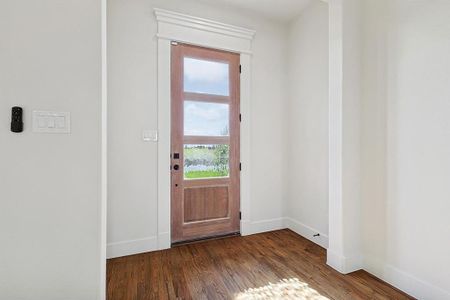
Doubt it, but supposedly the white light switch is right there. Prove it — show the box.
[47,118,55,128]
[33,111,70,133]
[38,117,46,128]
[55,117,65,129]
[143,130,158,142]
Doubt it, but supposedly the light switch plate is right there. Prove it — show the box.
[33,111,71,133]
[143,129,158,142]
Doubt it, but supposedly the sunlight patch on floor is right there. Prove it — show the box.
[235,278,329,300]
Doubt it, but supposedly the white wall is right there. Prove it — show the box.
[285,1,329,247]
[360,0,388,271]
[0,0,103,299]
[107,0,288,257]
[341,0,363,271]
[361,0,450,298]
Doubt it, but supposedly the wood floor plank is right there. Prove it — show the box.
[107,230,415,300]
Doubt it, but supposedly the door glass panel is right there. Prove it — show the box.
[184,144,229,179]
[184,101,229,136]
[184,58,229,96]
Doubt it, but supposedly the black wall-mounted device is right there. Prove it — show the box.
[11,106,23,133]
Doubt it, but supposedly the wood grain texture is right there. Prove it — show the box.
[171,43,240,243]
[184,186,229,222]
[107,230,415,300]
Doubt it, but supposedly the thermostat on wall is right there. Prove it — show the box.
[32,111,71,133]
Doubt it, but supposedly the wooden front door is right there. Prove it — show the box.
[171,43,240,243]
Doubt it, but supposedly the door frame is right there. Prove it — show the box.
[154,8,255,249]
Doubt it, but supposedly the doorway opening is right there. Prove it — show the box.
[170,43,241,244]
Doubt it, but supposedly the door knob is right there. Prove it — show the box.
[173,164,179,170]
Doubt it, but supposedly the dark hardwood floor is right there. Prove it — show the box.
[107,229,414,299]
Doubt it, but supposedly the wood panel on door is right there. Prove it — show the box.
[171,43,240,243]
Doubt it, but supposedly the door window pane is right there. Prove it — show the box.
[184,144,229,179]
[184,58,229,96]
[184,101,229,136]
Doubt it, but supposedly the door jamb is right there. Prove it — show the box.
[155,8,255,249]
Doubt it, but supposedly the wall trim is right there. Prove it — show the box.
[327,249,345,273]
[241,218,285,236]
[284,217,329,249]
[154,8,255,55]
[243,217,330,251]
[107,236,158,259]
[157,232,170,249]
[326,249,362,274]
[100,0,107,297]
[154,8,255,41]
[364,256,450,300]
[155,8,255,250]
[155,34,254,55]
[107,218,327,259]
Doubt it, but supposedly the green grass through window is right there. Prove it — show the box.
[184,170,228,179]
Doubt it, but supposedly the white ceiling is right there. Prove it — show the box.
[200,0,314,22]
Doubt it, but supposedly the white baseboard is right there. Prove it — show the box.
[107,217,287,259]
[241,218,285,236]
[157,231,171,250]
[345,254,363,273]
[284,217,329,249]
[326,249,363,274]
[364,256,450,300]
[107,236,158,259]
[327,249,346,273]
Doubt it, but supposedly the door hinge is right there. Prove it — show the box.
[239,211,242,220]
[239,113,242,122]
[239,162,242,171]
[239,65,242,74]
